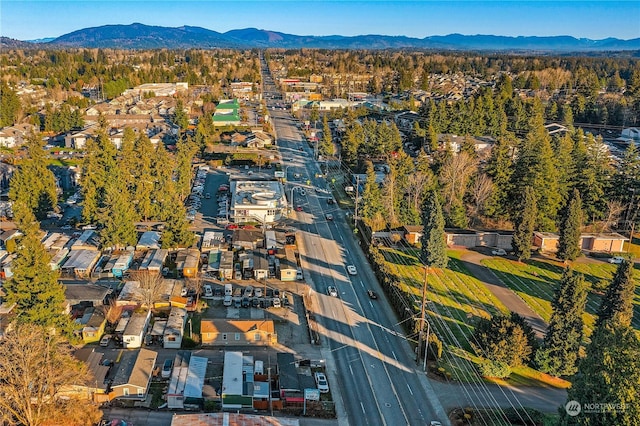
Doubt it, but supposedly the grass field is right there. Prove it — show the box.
[481,256,640,338]
[379,247,570,388]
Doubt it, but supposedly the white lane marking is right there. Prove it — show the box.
[391,351,397,361]
[349,364,354,376]
[369,300,374,308]
[407,384,414,396]
[360,402,366,414]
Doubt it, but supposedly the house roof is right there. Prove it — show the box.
[111,348,157,389]
[201,319,275,335]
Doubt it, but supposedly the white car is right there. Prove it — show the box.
[491,248,507,256]
[608,256,625,264]
[327,286,338,297]
[314,372,329,393]
[346,265,357,275]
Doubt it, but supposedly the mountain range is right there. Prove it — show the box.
[4,23,640,52]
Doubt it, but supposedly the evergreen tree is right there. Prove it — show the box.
[612,143,640,203]
[484,136,514,220]
[99,177,138,249]
[535,269,588,377]
[420,190,448,268]
[360,161,385,231]
[511,104,561,231]
[132,133,155,221]
[596,260,635,329]
[8,133,58,221]
[562,323,640,425]
[161,191,195,249]
[512,186,537,261]
[319,115,334,157]
[472,315,533,369]
[0,81,20,127]
[557,189,583,261]
[3,210,71,334]
[80,130,117,224]
[173,99,189,130]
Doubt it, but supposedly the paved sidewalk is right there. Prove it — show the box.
[459,252,548,339]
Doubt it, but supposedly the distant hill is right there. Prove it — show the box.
[36,23,640,51]
[1,36,41,49]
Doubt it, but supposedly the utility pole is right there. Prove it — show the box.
[417,265,428,370]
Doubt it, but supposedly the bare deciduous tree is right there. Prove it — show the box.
[470,173,494,226]
[104,298,123,326]
[0,324,103,426]
[130,270,165,310]
[600,200,626,232]
[439,151,477,213]
[186,276,204,306]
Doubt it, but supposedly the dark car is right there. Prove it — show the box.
[367,290,378,299]
[327,198,335,205]
[241,297,250,308]
[214,287,222,297]
[252,297,260,307]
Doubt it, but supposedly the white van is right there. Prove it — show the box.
[223,295,232,306]
[224,283,233,296]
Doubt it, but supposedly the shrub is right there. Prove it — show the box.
[478,359,512,378]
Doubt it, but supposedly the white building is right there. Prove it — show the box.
[229,180,287,224]
[163,307,187,349]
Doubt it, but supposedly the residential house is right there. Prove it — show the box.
[0,123,38,148]
[122,310,151,349]
[110,348,157,400]
[60,249,101,278]
[163,307,187,349]
[200,319,277,346]
[138,248,168,273]
[219,250,234,280]
[136,231,161,251]
[166,351,207,410]
[175,248,200,278]
[221,351,255,409]
[533,232,627,253]
[279,248,298,281]
[62,348,110,403]
[76,307,107,344]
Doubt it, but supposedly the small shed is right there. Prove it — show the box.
[176,249,200,278]
[253,249,269,281]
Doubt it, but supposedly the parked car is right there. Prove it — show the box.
[254,287,263,298]
[609,256,625,264]
[327,198,335,205]
[161,359,173,379]
[203,284,213,298]
[314,372,330,393]
[244,286,254,298]
[295,206,303,212]
[346,265,357,275]
[327,286,338,297]
[325,213,333,221]
[241,297,250,308]
[99,334,112,347]
[272,297,281,308]
[367,290,378,299]
[491,248,507,256]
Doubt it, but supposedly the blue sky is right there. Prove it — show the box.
[2,1,638,41]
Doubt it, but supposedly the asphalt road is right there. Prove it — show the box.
[270,108,448,425]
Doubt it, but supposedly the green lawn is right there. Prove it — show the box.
[481,256,640,338]
[379,247,571,388]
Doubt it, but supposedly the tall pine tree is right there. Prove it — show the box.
[420,190,448,268]
[4,210,71,334]
[535,268,588,377]
[557,189,583,261]
[595,260,635,329]
[512,186,537,261]
[562,323,640,425]
[360,161,385,231]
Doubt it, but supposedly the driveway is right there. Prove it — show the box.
[459,251,548,339]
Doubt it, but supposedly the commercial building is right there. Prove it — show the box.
[229,180,287,224]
